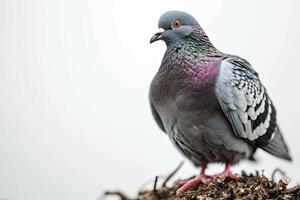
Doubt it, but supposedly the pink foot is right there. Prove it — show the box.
[177,165,210,195]
[213,163,239,180]
[177,175,211,187]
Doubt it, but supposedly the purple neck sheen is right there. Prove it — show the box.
[182,60,219,94]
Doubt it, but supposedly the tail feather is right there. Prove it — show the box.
[261,127,292,161]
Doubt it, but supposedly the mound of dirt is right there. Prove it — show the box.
[105,165,300,200]
[137,174,299,200]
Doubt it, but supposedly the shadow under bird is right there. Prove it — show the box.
[149,10,292,194]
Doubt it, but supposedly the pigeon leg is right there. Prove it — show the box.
[177,165,211,194]
[213,163,239,180]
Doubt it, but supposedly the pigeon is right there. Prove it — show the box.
[149,10,292,194]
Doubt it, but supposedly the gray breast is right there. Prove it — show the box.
[159,93,254,166]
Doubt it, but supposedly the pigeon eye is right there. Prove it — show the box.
[172,19,182,28]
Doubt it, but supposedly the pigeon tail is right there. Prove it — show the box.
[261,127,292,161]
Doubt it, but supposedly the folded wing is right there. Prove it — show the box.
[215,56,291,161]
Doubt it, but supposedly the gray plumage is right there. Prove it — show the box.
[149,10,291,167]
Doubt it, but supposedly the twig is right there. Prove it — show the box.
[162,161,184,187]
[104,191,131,200]
[153,176,159,192]
[271,168,286,182]
[152,176,160,199]
[283,185,300,194]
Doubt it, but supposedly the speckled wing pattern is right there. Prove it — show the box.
[215,56,277,147]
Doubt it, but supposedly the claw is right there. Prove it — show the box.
[176,165,209,194]
[176,163,239,195]
[177,175,211,195]
[177,179,189,187]
[177,175,211,187]
[212,163,240,181]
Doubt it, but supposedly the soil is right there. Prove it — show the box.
[105,165,300,200]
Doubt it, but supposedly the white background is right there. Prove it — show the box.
[0,0,299,200]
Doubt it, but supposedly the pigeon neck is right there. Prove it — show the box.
[166,38,221,59]
[187,26,220,56]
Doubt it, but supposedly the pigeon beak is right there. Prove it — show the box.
[150,31,163,43]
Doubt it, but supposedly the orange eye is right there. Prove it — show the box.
[172,19,181,28]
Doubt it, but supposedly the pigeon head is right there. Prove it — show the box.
[150,11,200,45]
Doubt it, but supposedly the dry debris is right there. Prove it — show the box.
[105,164,300,200]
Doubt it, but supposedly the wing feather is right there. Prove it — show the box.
[215,56,276,145]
